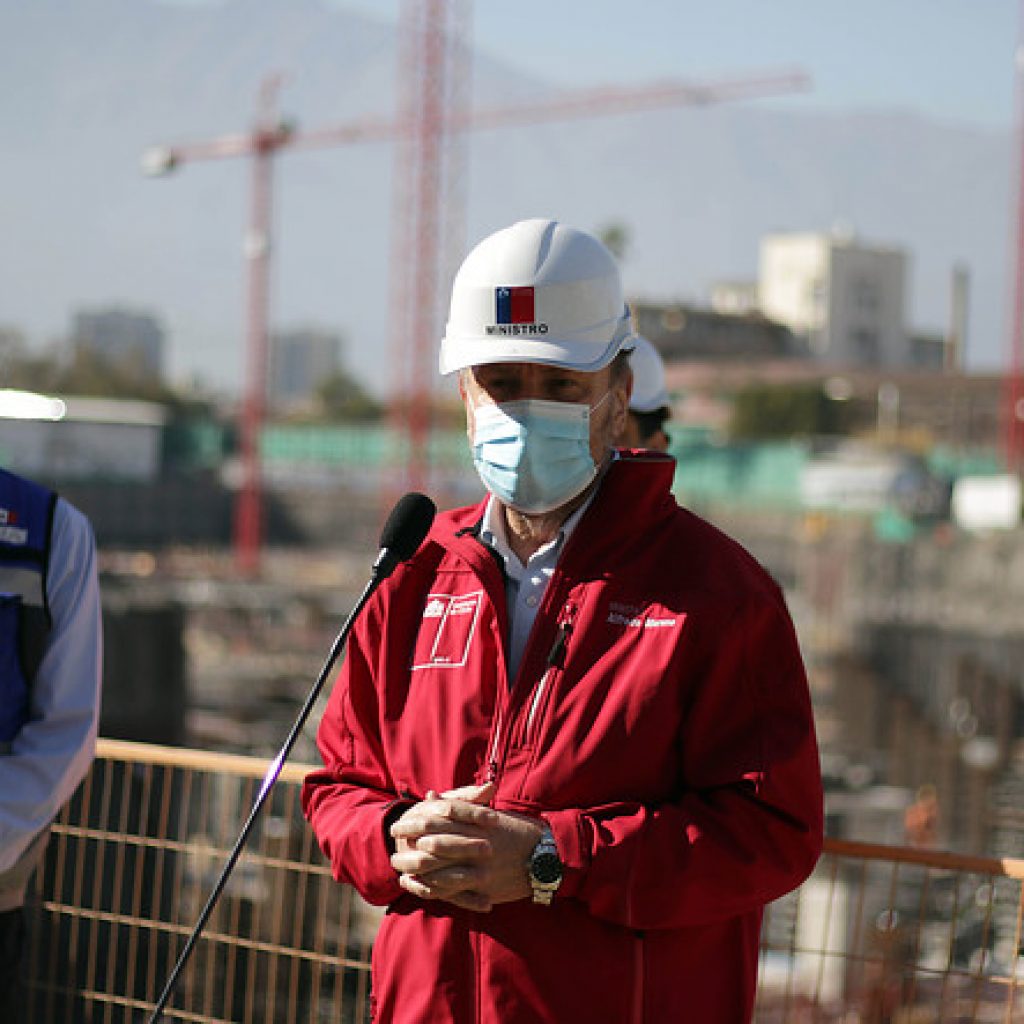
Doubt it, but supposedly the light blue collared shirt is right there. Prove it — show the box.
[479,493,593,683]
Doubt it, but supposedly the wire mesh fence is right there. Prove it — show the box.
[756,839,1024,1022]
[25,739,378,1024]
[22,739,1024,1022]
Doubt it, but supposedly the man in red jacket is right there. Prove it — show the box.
[303,218,823,1023]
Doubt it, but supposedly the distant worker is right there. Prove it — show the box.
[0,467,102,1021]
[904,783,940,849]
[618,334,671,451]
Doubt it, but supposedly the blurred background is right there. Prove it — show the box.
[7,2,1024,1019]
[4,3,1024,1004]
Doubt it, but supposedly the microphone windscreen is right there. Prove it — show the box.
[379,492,436,563]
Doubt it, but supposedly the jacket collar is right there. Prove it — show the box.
[432,451,677,573]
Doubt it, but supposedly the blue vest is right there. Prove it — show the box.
[0,468,56,748]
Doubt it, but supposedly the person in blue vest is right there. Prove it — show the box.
[0,467,102,1021]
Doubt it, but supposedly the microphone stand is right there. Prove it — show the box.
[148,570,384,1023]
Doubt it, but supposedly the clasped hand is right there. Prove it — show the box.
[389,782,544,913]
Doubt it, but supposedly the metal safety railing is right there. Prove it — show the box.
[22,739,1024,1023]
[25,739,378,1024]
[756,839,1024,1022]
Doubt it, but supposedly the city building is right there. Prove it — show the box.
[268,328,341,410]
[631,301,801,363]
[0,393,166,481]
[72,307,165,381]
[758,229,908,368]
[661,359,1004,447]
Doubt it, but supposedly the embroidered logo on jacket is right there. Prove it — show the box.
[412,591,483,670]
[606,600,678,629]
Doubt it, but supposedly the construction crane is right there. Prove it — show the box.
[1007,15,1024,473]
[390,2,807,496]
[143,13,810,572]
[388,0,473,503]
[144,76,289,577]
[142,78,403,576]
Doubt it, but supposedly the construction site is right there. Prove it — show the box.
[26,501,1024,1022]
[4,0,1024,1021]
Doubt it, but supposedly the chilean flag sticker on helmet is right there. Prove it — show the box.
[439,219,634,375]
[495,286,535,325]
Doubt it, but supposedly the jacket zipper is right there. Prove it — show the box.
[485,713,502,783]
[524,612,573,744]
[487,603,575,782]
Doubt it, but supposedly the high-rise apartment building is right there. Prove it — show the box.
[268,329,341,408]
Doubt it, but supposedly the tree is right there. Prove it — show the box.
[0,327,29,370]
[596,222,631,262]
[729,383,852,440]
[0,334,209,412]
[316,369,383,422]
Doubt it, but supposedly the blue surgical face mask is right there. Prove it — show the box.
[470,393,609,514]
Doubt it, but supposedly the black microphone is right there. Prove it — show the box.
[373,491,437,580]
[148,492,436,1023]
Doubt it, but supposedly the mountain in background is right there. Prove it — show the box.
[0,0,1010,394]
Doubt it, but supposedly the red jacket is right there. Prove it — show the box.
[303,455,823,1023]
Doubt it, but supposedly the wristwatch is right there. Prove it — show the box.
[528,825,563,905]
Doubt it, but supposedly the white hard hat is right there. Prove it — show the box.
[628,335,670,413]
[439,218,635,375]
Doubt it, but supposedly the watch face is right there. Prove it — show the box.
[531,851,563,885]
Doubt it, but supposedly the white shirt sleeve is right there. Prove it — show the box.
[0,497,103,871]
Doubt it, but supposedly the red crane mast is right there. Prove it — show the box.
[1006,5,1024,473]
[388,0,471,498]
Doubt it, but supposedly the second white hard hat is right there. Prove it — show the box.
[628,335,670,413]
[439,218,635,375]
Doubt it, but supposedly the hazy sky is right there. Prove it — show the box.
[333,0,1020,131]
[6,0,1020,388]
